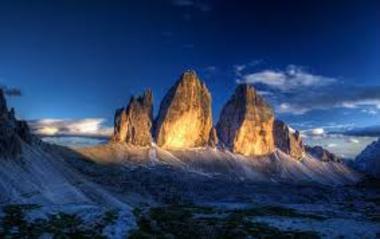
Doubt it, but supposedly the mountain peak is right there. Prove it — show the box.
[355,138,380,178]
[112,89,153,146]
[155,71,213,149]
[216,84,275,156]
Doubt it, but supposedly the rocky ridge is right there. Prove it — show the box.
[0,89,32,158]
[273,120,304,159]
[355,138,380,178]
[305,145,342,163]
[112,90,153,146]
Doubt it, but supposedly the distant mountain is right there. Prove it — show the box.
[355,138,380,178]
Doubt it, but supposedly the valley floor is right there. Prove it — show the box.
[1,180,379,239]
[0,143,379,238]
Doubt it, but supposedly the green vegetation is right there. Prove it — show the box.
[230,205,327,221]
[0,204,120,239]
[129,204,321,239]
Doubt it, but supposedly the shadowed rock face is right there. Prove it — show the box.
[0,89,32,158]
[216,84,275,156]
[112,90,153,146]
[273,120,305,159]
[305,145,341,163]
[0,90,8,119]
[355,138,380,178]
[155,70,213,149]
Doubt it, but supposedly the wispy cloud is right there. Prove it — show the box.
[299,125,378,159]
[236,65,336,93]
[302,128,326,137]
[28,118,113,138]
[235,64,380,115]
[277,86,380,114]
[304,133,376,159]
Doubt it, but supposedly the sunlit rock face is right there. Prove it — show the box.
[112,90,153,146]
[273,120,305,159]
[0,89,32,158]
[305,145,341,163]
[216,84,275,156]
[155,70,213,149]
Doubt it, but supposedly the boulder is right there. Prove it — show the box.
[155,70,213,149]
[112,90,153,146]
[216,84,275,156]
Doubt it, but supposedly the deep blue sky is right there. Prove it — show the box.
[1,0,379,133]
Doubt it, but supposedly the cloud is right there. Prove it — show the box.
[348,138,360,144]
[299,125,377,159]
[234,60,263,77]
[276,85,380,114]
[311,128,325,136]
[361,109,378,115]
[342,99,380,109]
[304,134,376,159]
[235,64,380,115]
[278,103,309,115]
[28,118,113,138]
[237,65,336,92]
[302,127,326,137]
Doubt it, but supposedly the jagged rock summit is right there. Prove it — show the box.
[216,84,275,156]
[112,89,153,146]
[355,138,380,178]
[274,120,305,159]
[305,145,341,163]
[109,70,316,162]
[0,89,32,158]
[155,70,214,149]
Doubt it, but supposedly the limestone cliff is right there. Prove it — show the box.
[112,90,153,146]
[273,120,305,159]
[155,70,213,149]
[216,84,275,156]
